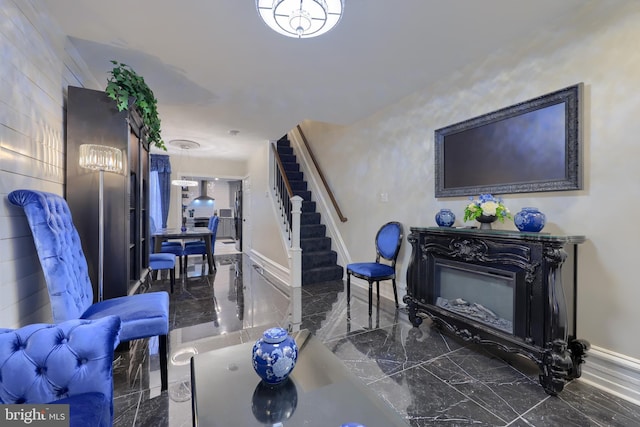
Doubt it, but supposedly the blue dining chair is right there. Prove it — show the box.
[150,216,184,276]
[150,253,176,293]
[8,190,170,391]
[182,215,219,274]
[346,221,403,316]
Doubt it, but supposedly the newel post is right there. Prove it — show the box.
[289,196,303,330]
[290,196,303,289]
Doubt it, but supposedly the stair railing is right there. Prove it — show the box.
[270,142,302,289]
[271,143,294,238]
[296,125,347,222]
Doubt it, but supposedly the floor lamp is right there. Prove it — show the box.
[79,144,124,302]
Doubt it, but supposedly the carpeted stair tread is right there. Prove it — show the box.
[302,265,344,285]
[302,250,337,269]
[301,212,321,225]
[300,236,332,252]
[300,223,326,238]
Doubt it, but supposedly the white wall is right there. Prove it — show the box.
[0,0,99,327]
[246,143,289,267]
[302,2,640,362]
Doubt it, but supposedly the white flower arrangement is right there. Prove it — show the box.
[463,194,512,223]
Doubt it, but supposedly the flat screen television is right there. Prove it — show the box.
[434,83,583,197]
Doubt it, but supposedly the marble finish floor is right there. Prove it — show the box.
[112,252,640,426]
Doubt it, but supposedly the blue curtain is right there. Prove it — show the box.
[151,154,172,228]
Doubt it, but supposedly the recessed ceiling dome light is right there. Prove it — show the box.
[168,139,200,150]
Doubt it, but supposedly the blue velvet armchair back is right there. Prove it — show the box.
[0,316,121,426]
[8,190,94,322]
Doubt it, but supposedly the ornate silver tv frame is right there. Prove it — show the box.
[434,83,583,197]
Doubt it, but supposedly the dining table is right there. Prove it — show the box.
[152,227,215,275]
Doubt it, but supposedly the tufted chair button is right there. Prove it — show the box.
[37,366,47,376]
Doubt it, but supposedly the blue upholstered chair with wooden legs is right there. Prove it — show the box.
[0,315,121,427]
[149,252,176,293]
[8,190,170,391]
[346,221,403,316]
[182,215,219,275]
[150,216,184,276]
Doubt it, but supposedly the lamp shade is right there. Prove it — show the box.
[256,0,344,39]
[79,144,123,173]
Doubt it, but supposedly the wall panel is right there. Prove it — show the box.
[0,0,95,328]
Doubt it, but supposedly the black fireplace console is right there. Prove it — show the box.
[404,227,589,395]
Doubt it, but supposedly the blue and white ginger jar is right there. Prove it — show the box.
[252,327,298,384]
[514,207,546,232]
[435,209,456,227]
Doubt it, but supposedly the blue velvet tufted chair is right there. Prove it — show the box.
[346,222,404,316]
[0,315,121,427]
[8,189,170,390]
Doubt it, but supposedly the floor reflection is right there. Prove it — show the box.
[112,249,640,427]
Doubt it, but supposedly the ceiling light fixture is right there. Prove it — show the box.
[169,139,200,187]
[256,0,344,39]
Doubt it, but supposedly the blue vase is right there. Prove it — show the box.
[514,207,546,232]
[435,209,456,227]
[252,327,298,385]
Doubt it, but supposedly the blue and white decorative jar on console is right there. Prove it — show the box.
[514,207,546,232]
[435,209,456,227]
[252,327,298,385]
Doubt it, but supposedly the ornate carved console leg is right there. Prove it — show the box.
[539,339,573,396]
[568,338,591,379]
[403,295,422,327]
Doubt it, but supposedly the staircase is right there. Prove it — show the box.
[276,135,343,285]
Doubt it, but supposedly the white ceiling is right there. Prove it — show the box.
[38,0,594,159]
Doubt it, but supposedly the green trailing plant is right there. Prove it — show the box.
[105,60,166,150]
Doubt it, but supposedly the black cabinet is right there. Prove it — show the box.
[404,227,589,395]
[65,86,150,300]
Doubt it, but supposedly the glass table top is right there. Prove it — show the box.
[191,329,409,427]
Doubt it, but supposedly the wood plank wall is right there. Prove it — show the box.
[0,0,98,328]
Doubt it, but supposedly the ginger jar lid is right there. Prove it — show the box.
[262,327,289,344]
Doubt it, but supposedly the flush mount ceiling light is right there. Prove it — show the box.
[256,0,344,39]
[169,139,200,187]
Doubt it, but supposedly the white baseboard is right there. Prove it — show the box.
[579,345,640,406]
[248,249,290,289]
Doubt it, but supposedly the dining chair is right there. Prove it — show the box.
[182,215,219,275]
[8,189,170,391]
[150,216,184,275]
[149,252,176,293]
[346,221,403,316]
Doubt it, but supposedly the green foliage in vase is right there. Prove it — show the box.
[463,194,512,223]
[105,60,166,151]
